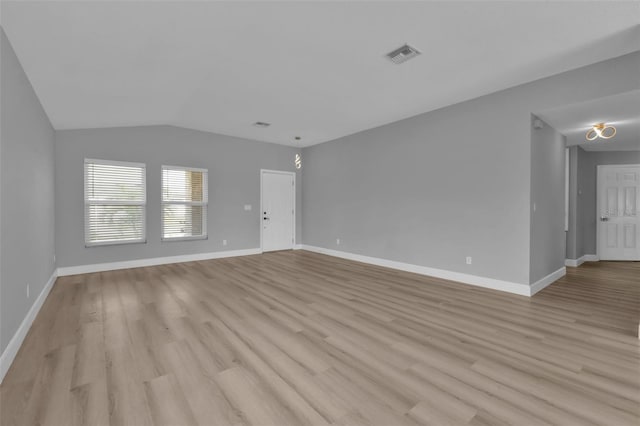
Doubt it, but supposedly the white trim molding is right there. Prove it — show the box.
[565,258,582,267]
[57,248,261,276]
[565,254,599,267]
[530,267,566,296]
[300,245,536,296]
[1,269,58,384]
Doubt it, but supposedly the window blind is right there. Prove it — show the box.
[84,159,146,246]
[162,166,208,240]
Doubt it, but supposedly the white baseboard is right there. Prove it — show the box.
[57,248,261,276]
[300,245,533,296]
[530,267,566,296]
[565,257,583,267]
[0,269,57,384]
[565,254,599,267]
[293,244,303,250]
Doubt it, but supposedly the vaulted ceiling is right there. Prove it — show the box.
[2,1,639,146]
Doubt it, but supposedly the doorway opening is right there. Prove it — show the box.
[535,90,640,266]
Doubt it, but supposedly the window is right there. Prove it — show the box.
[162,166,208,241]
[84,159,146,246]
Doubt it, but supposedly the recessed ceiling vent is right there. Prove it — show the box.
[386,44,421,64]
[253,121,271,128]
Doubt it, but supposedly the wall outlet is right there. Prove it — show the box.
[466,256,472,265]
[223,239,228,246]
[26,283,30,298]
[336,238,341,245]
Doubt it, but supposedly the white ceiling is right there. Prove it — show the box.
[2,1,639,147]
[537,90,640,152]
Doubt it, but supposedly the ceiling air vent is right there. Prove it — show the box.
[386,44,421,64]
[253,121,271,128]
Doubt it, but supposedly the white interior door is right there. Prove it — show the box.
[261,170,295,252]
[597,165,640,260]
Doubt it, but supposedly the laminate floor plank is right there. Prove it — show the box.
[1,251,638,425]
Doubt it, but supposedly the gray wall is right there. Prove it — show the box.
[566,146,579,260]
[1,29,56,354]
[55,126,301,267]
[575,147,597,258]
[567,147,640,259]
[529,116,566,283]
[302,51,640,286]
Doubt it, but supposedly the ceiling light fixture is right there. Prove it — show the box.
[294,136,302,170]
[586,123,616,141]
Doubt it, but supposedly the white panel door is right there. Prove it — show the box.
[261,170,295,252]
[597,165,640,260]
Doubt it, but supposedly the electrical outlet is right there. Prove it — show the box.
[466,256,472,265]
[26,283,30,298]
[223,239,227,246]
[336,238,341,245]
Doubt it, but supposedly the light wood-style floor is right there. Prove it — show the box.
[1,251,638,426]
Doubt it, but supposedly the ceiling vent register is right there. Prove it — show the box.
[386,44,421,64]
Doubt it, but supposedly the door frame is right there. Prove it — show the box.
[260,169,296,253]
[596,164,640,260]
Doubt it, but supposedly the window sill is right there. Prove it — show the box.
[161,235,208,243]
[85,239,147,248]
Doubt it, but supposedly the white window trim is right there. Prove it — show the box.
[161,165,208,242]
[85,158,146,169]
[84,158,147,247]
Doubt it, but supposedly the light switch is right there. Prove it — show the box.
[244,204,252,211]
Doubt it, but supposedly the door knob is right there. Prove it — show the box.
[263,217,270,220]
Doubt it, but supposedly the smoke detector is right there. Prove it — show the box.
[253,121,271,128]
[386,44,421,64]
